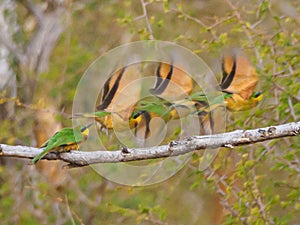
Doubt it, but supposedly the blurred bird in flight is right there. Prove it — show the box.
[74,64,142,132]
[172,50,262,114]
[74,50,262,143]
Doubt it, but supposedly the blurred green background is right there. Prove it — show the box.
[0,0,299,224]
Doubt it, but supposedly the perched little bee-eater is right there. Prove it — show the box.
[31,123,93,164]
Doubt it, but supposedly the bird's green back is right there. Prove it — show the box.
[43,127,83,151]
[94,111,111,118]
[134,97,172,120]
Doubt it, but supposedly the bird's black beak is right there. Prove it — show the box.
[81,122,93,132]
[85,122,93,129]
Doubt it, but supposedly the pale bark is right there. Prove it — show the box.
[0,0,18,117]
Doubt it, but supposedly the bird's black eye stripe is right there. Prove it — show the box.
[254,92,261,97]
[133,110,146,119]
[133,112,140,119]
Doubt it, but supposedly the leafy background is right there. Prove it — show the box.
[0,0,299,224]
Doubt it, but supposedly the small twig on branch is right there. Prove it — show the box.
[21,0,43,21]
[0,96,71,118]
[0,121,299,168]
[140,0,154,40]
[170,8,218,41]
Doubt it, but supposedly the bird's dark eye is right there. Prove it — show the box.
[80,126,86,132]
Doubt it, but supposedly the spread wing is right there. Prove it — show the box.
[97,64,142,113]
[220,51,258,100]
[150,63,193,101]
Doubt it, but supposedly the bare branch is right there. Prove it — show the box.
[0,1,26,63]
[25,1,69,74]
[0,121,299,167]
[140,0,154,40]
[0,96,71,118]
[0,32,25,63]
[170,8,218,41]
[19,0,43,21]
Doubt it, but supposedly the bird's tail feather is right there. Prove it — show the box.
[31,148,49,164]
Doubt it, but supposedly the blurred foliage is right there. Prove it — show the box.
[0,0,300,224]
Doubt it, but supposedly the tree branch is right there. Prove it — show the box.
[0,1,26,63]
[140,0,154,40]
[0,121,299,168]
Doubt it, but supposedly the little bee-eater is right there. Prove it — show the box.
[83,64,143,131]
[31,123,93,164]
[220,50,263,111]
[185,51,263,113]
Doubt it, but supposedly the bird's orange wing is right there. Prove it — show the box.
[220,51,258,100]
[97,64,142,114]
[150,63,193,101]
